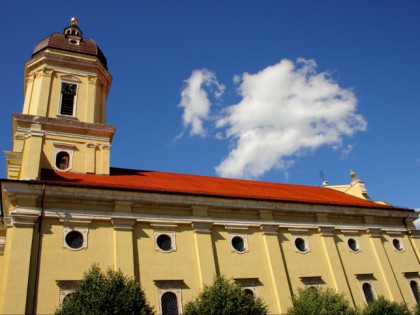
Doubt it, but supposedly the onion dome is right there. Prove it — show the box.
[32,17,108,69]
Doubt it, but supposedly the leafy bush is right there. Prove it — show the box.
[287,286,356,315]
[55,264,154,315]
[183,275,267,315]
[362,296,410,315]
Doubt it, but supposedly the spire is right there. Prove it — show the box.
[63,17,83,44]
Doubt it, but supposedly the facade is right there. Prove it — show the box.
[0,19,419,315]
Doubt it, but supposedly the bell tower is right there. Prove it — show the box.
[5,18,115,179]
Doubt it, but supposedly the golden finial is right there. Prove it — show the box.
[71,17,78,25]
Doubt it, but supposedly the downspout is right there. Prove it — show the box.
[32,183,46,314]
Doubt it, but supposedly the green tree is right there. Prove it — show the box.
[287,286,357,315]
[362,296,410,315]
[55,264,154,315]
[183,275,267,315]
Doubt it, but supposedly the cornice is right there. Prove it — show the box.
[13,113,115,141]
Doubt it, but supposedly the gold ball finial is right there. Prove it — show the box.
[71,17,78,25]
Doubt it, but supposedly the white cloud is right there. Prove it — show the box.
[178,58,367,179]
[178,69,225,137]
[341,144,354,160]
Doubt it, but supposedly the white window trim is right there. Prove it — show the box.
[63,227,88,251]
[154,231,176,253]
[391,237,405,252]
[59,289,74,305]
[346,237,361,253]
[53,143,75,172]
[58,81,78,117]
[359,280,377,304]
[229,233,249,254]
[157,288,182,315]
[293,236,310,254]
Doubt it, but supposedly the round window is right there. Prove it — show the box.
[348,238,359,252]
[392,239,403,251]
[65,231,83,249]
[231,236,245,252]
[157,234,172,251]
[295,237,308,252]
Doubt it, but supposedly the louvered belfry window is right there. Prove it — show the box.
[60,83,77,115]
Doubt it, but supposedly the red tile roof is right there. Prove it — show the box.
[38,168,402,210]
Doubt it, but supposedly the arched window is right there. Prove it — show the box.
[362,283,375,303]
[161,292,178,315]
[56,151,70,170]
[410,280,420,303]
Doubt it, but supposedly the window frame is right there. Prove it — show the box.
[293,236,310,254]
[391,238,405,252]
[53,143,75,172]
[229,233,249,254]
[58,81,78,117]
[154,231,176,253]
[63,227,88,251]
[347,237,361,253]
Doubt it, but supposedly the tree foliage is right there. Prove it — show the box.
[287,286,356,315]
[362,296,411,315]
[183,275,267,315]
[55,265,154,315]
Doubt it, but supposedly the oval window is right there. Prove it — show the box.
[348,238,359,252]
[295,237,308,253]
[231,236,246,252]
[392,239,403,251]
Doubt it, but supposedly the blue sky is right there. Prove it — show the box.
[0,1,419,211]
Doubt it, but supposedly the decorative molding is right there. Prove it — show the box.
[260,224,279,235]
[234,278,259,286]
[384,229,403,235]
[318,226,335,236]
[367,228,382,237]
[340,229,360,234]
[355,273,375,280]
[59,215,92,225]
[229,233,249,254]
[56,280,80,289]
[111,218,136,230]
[409,230,420,238]
[0,237,5,254]
[288,228,309,233]
[87,76,98,84]
[54,142,77,149]
[154,280,184,288]
[192,222,213,233]
[225,225,249,232]
[11,213,39,227]
[402,272,419,279]
[300,276,325,286]
[150,223,178,230]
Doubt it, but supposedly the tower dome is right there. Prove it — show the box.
[32,18,108,69]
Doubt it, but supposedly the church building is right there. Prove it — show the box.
[0,19,419,314]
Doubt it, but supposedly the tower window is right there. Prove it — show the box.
[56,151,70,170]
[60,83,77,116]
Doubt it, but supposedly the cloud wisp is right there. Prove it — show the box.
[178,69,225,137]
[179,58,367,179]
